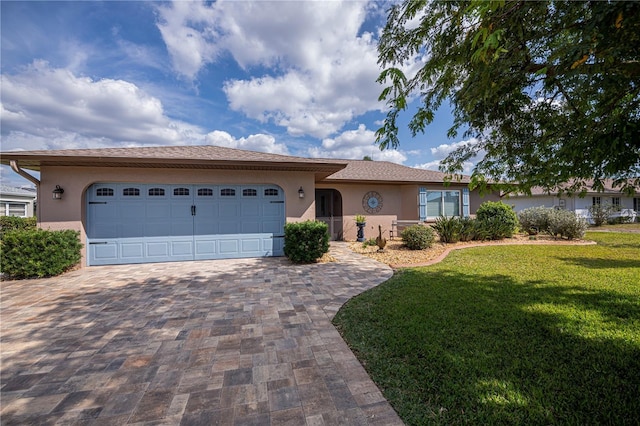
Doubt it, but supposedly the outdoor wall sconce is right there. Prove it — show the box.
[298,186,305,198]
[52,185,64,200]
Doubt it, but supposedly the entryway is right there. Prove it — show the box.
[315,188,343,240]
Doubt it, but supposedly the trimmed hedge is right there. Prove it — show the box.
[283,221,330,263]
[401,224,435,250]
[1,229,82,279]
[476,201,518,238]
[0,216,37,236]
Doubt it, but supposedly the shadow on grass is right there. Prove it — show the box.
[334,267,640,425]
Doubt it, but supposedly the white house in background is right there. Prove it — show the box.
[0,185,37,217]
[504,180,640,224]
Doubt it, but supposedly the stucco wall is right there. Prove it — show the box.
[316,182,488,240]
[38,166,317,265]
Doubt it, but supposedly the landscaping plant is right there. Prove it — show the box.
[432,216,463,243]
[283,220,329,263]
[1,229,82,279]
[475,201,519,238]
[401,224,435,250]
[0,216,37,236]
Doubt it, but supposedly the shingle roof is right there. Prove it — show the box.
[0,145,470,184]
[0,145,347,177]
[323,160,471,184]
[0,185,37,198]
[517,179,639,196]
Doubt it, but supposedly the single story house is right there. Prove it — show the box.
[0,184,37,218]
[1,145,498,267]
[504,181,640,223]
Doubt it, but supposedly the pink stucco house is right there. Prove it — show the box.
[2,145,498,266]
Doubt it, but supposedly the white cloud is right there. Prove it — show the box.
[204,130,289,155]
[0,61,204,151]
[155,0,390,139]
[430,138,479,158]
[412,137,482,174]
[306,124,407,163]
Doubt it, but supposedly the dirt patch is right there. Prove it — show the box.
[349,234,595,268]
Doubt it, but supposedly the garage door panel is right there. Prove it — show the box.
[241,238,261,253]
[147,203,171,219]
[91,242,118,261]
[242,221,260,233]
[87,183,285,265]
[218,221,240,234]
[120,223,144,238]
[219,239,239,255]
[262,220,282,234]
[121,241,145,259]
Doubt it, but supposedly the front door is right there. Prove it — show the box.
[315,189,343,240]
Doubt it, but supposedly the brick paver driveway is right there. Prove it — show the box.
[0,243,403,425]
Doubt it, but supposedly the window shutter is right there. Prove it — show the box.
[462,188,470,217]
[419,187,427,221]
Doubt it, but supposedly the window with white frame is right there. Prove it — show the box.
[611,197,621,207]
[592,196,601,206]
[634,198,640,212]
[1,202,27,217]
[424,190,460,218]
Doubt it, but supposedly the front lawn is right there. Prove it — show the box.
[333,232,640,425]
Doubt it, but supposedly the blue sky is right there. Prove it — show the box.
[1,0,475,188]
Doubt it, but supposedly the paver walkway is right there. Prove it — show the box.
[0,243,403,425]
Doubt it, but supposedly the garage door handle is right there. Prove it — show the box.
[271,235,285,238]
[89,202,108,205]
[89,242,109,245]
[191,205,196,216]
[270,201,284,204]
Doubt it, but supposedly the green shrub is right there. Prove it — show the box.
[283,221,330,263]
[401,224,435,250]
[477,216,516,240]
[0,216,37,236]
[459,217,488,241]
[362,238,378,247]
[518,206,553,235]
[588,203,617,227]
[476,201,518,239]
[547,210,588,240]
[432,216,462,243]
[1,229,82,279]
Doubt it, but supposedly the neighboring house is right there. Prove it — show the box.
[0,185,37,217]
[504,181,640,224]
[1,146,499,267]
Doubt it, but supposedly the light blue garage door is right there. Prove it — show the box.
[87,183,285,266]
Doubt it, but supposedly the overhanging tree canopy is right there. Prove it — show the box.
[376,0,640,195]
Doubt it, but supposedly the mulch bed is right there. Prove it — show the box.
[348,234,595,268]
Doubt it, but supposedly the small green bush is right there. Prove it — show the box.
[518,206,553,235]
[476,201,518,239]
[478,216,516,240]
[0,216,37,236]
[547,210,588,240]
[459,217,488,241]
[401,224,435,250]
[1,229,82,279]
[432,216,462,243]
[588,203,617,227]
[283,221,330,263]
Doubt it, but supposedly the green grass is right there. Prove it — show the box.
[333,232,640,425]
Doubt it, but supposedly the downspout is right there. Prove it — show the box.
[9,160,40,187]
[10,160,40,221]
